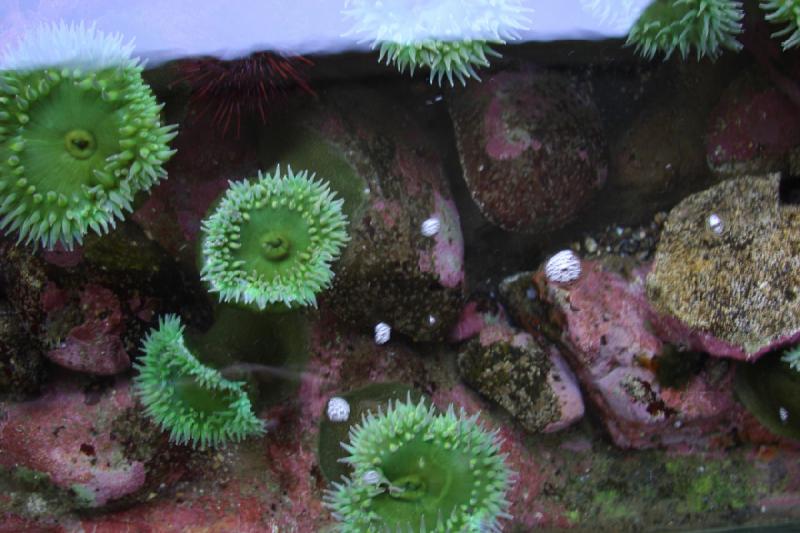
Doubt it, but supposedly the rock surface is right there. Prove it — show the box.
[448,66,607,233]
[0,376,145,508]
[706,72,800,178]
[457,323,584,433]
[647,174,800,360]
[543,259,745,449]
[260,84,465,341]
[45,284,130,375]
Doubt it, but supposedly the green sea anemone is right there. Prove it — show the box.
[133,314,265,449]
[342,0,531,86]
[0,22,177,249]
[200,165,348,311]
[626,0,744,60]
[761,0,800,49]
[324,396,513,532]
[378,39,501,86]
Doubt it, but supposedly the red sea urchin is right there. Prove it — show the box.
[176,51,314,138]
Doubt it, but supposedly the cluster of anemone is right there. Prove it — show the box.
[342,0,531,86]
[324,396,513,532]
[200,165,349,311]
[0,21,176,249]
[761,0,800,50]
[626,0,744,60]
[133,314,265,449]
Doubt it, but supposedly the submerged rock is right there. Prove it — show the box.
[45,284,130,375]
[448,66,607,233]
[259,84,464,342]
[0,376,146,508]
[647,174,800,360]
[706,72,800,178]
[457,323,584,433]
[543,259,743,449]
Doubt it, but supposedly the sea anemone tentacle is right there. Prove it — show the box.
[200,165,349,311]
[324,395,513,532]
[133,314,265,449]
[0,21,177,249]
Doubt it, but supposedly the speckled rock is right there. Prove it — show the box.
[706,72,800,178]
[457,322,584,433]
[447,66,607,233]
[45,284,130,375]
[0,376,146,508]
[259,84,464,342]
[544,259,744,449]
[647,175,800,360]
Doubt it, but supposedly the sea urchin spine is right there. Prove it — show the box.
[177,51,314,138]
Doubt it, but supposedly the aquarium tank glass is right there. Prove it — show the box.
[1,0,800,531]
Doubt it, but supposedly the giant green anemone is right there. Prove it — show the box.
[133,314,265,449]
[761,0,800,49]
[324,396,513,532]
[200,165,349,311]
[0,22,177,249]
[378,40,501,87]
[626,0,744,60]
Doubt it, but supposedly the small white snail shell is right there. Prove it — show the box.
[326,397,351,422]
[374,322,392,345]
[545,250,582,284]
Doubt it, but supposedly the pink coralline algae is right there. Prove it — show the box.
[0,377,145,508]
[706,75,800,177]
[45,284,130,375]
[544,259,746,449]
[448,66,607,233]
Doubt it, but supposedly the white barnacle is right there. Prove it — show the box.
[545,250,582,284]
[420,217,441,237]
[326,396,351,422]
[707,213,724,235]
[362,469,383,485]
[374,322,392,345]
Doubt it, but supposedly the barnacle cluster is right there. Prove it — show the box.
[133,314,265,449]
[0,22,176,249]
[761,0,800,49]
[200,165,349,311]
[324,396,512,532]
[342,0,531,85]
[626,0,744,60]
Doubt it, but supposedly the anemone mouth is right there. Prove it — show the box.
[0,23,177,250]
[133,315,265,450]
[64,128,97,159]
[324,397,513,532]
[200,165,349,311]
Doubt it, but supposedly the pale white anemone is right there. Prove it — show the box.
[1,21,139,71]
[343,0,532,45]
[579,0,648,33]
